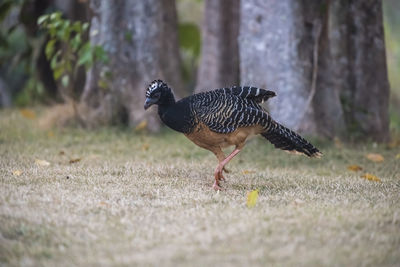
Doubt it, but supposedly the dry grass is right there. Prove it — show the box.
[1,109,400,266]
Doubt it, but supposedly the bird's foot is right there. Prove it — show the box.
[213,169,226,190]
[219,172,226,182]
[212,180,224,191]
[214,167,226,182]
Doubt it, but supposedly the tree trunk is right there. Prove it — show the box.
[329,0,390,142]
[0,78,11,108]
[81,0,183,130]
[239,0,320,133]
[195,0,240,92]
[239,0,389,141]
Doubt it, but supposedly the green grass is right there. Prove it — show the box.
[1,109,400,266]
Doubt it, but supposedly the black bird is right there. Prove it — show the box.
[144,80,322,190]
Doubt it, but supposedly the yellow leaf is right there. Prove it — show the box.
[242,170,256,175]
[69,158,81,164]
[396,153,400,159]
[366,153,384,163]
[246,189,259,208]
[35,159,50,167]
[47,131,54,138]
[12,170,22,176]
[141,143,150,151]
[20,109,36,119]
[347,165,363,171]
[361,173,381,182]
[135,120,148,131]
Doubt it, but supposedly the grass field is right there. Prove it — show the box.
[1,109,399,266]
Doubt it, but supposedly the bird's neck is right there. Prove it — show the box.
[158,89,176,114]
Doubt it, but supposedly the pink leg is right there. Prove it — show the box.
[213,148,241,190]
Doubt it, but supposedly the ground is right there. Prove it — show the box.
[0,109,399,266]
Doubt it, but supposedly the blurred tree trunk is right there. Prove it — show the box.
[328,0,390,142]
[0,78,11,108]
[239,0,389,141]
[81,0,183,130]
[240,0,319,133]
[195,0,240,92]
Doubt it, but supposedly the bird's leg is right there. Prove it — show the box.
[213,148,241,191]
[212,148,226,184]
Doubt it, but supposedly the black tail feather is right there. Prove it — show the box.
[261,122,322,158]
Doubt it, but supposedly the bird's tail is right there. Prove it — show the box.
[261,121,322,158]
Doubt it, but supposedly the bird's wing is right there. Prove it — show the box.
[215,86,276,103]
[191,91,271,134]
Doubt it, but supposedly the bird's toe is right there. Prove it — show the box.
[212,181,224,191]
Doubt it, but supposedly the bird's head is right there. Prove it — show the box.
[144,79,170,110]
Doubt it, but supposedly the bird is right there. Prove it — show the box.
[144,79,322,190]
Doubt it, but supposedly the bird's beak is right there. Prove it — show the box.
[144,98,156,110]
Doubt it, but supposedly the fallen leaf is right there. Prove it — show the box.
[347,165,363,171]
[396,153,400,159]
[69,158,81,164]
[20,109,36,119]
[242,170,256,175]
[47,131,54,138]
[12,170,22,176]
[59,151,65,155]
[35,159,50,166]
[361,173,381,182]
[366,153,384,163]
[247,189,259,208]
[141,143,150,151]
[135,120,148,131]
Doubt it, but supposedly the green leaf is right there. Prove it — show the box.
[77,43,92,67]
[61,75,69,88]
[71,35,81,52]
[72,21,81,33]
[82,23,89,32]
[53,66,64,80]
[94,45,108,63]
[37,15,48,26]
[45,39,56,59]
[50,53,59,69]
[50,12,61,21]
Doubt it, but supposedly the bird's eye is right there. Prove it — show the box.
[153,92,161,98]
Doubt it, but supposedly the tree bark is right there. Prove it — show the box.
[329,0,390,142]
[195,0,240,92]
[239,0,318,133]
[0,78,11,108]
[81,0,183,130]
[239,0,389,141]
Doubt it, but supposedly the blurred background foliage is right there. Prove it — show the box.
[0,0,399,131]
[383,0,400,131]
